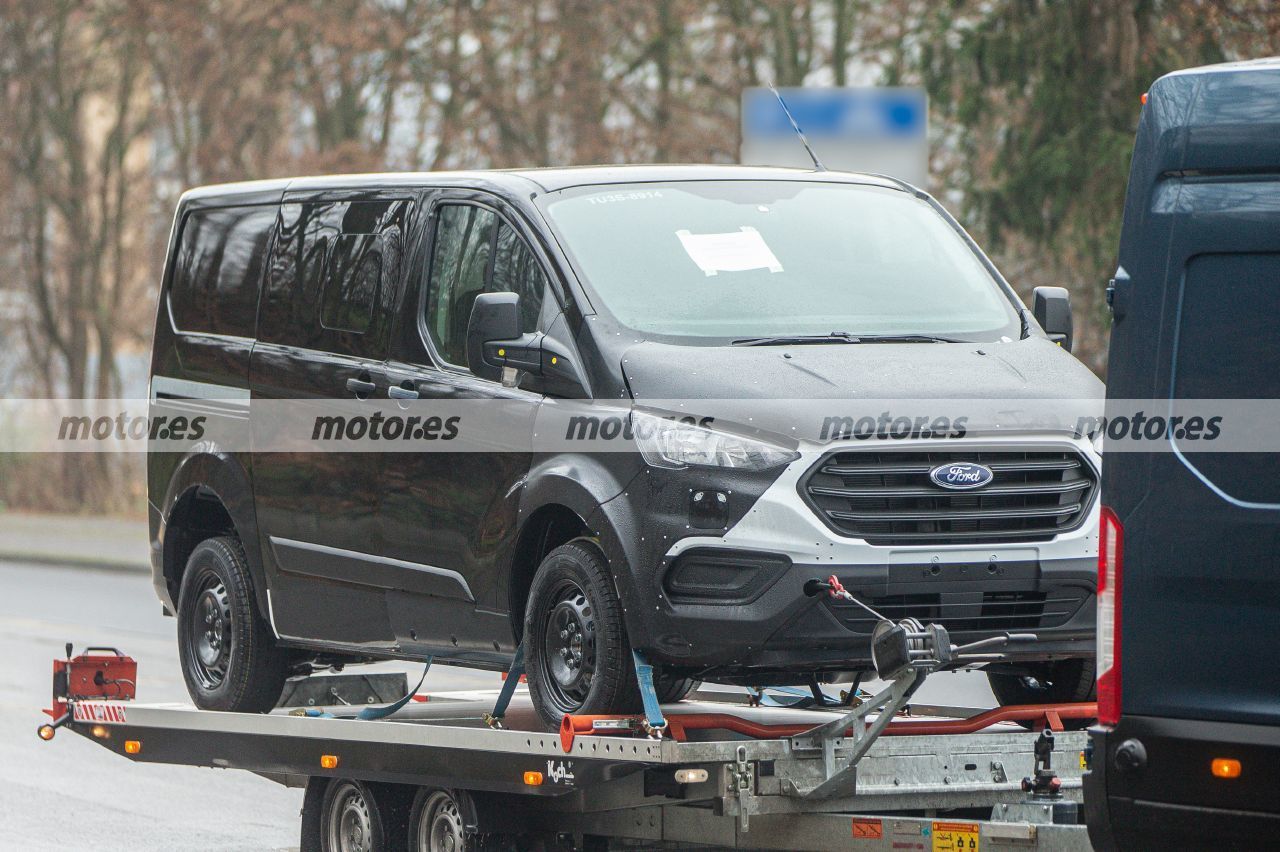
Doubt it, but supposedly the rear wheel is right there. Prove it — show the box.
[319,779,412,852]
[409,788,510,852]
[987,658,1096,729]
[524,540,640,728]
[176,536,288,712]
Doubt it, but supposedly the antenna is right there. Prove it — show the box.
[768,83,826,172]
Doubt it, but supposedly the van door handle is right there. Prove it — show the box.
[346,376,376,396]
[387,385,419,400]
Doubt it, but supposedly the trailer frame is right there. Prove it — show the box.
[49,676,1094,851]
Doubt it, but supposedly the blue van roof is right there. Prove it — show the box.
[1147,58,1280,174]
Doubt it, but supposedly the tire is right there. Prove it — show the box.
[987,658,1097,730]
[523,540,641,728]
[176,535,288,712]
[320,779,405,852]
[655,672,700,704]
[409,788,508,852]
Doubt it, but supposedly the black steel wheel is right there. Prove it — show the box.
[176,536,288,712]
[539,577,598,712]
[185,568,231,691]
[524,541,641,728]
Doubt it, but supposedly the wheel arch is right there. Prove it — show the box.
[159,451,269,619]
[509,454,644,643]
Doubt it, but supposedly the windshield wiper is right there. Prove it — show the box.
[732,332,860,346]
[851,333,960,343]
[731,332,959,346]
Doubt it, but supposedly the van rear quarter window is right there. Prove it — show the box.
[321,233,383,334]
[169,205,276,337]
[259,198,409,352]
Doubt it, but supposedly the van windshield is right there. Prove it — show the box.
[539,181,1021,343]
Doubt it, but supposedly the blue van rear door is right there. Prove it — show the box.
[1116,64,1280,726]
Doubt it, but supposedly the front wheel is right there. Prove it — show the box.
[523,540,641,728]
[176,536,288,712]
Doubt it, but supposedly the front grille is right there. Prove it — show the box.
[801,447,1097,545]
[829,589,1088,636]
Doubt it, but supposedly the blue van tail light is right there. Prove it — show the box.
[1097,506,1123,726]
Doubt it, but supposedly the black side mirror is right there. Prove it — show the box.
[466,292,588,395]
[467,293,522,381]
[1032,286,1073,353]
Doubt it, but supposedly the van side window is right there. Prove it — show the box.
[260,198,409,355]
[320,233,383,334]
[425,204,547,367]
[170,205,276,337]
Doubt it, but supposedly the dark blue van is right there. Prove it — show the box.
[1085,59,1280,847]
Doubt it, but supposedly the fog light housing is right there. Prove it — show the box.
[689,489,729,529]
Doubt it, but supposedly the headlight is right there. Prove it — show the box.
[631,411,799,471]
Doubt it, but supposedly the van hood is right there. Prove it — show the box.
[619,337,1104,439]
[621,337,1102,400]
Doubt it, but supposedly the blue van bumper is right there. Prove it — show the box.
[1085,715,1280,850]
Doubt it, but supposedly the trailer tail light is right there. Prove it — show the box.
[1097,506,1123,727]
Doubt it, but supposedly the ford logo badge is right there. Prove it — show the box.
[929,462,994,490]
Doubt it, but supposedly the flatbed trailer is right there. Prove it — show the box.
[40,646,1096,852]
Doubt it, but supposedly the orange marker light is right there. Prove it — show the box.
[124,740,142,754]
[1141,92,1148,105]
[320,754,340,769]
[1211,758,1241,778]
[37,725,56,741]
[498,348,506,357]
[523,771,544,786]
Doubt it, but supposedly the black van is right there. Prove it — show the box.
[1085,60,1280,847]
[148,166,1103,726]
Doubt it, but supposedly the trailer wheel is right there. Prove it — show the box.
[410,788,508,852]
[317,778,411,852]
[987,658,1096,729]
[176,536,288,712]
[524,541,641,728]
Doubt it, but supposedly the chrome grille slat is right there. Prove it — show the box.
[830,503,1082,522]
[810,480,1091,498]
[801,447,1098,545]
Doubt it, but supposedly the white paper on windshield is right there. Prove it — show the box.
[675,226,783,276]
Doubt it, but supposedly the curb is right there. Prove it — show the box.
[0,550,150,574]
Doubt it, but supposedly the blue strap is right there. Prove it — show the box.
[356,659,432,721]
[631,650,667,731]
[296,708,334,718]
[487,642,525,723]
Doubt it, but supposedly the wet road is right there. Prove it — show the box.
[2,560,995,850]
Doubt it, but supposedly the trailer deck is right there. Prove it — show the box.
[50,676,1095,850]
